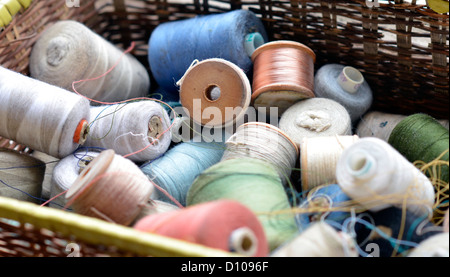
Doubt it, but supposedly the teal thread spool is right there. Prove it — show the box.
[388,113,449,184]
[186,157,298,251]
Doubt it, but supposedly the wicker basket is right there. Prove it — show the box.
[1,0,449,257]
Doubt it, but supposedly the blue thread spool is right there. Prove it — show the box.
[354,207,441,257]
[314,64,373,123]
[140,141,225,207]
[148,9,268,100]
[296,184,353,231]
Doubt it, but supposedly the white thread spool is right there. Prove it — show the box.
[179,58,251,128]
[221,122,298,185]
[0,66,90,158]
[279,98,352,147]
[336,137,435,217]
[408,232,449,257]
[65,149,154,226]
[30,20,150,103]
[357,111,450,141]
[270,222,358,257]
[85,101,172,162]
[300,135,360,192]
[0,148,45,204]
[49,150,101,209]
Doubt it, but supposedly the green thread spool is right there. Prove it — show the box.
[186,157,298,251]
[388,113,449,184]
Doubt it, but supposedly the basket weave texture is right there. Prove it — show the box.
[0,0,449,257]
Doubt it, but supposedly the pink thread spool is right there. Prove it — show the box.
[133,199,269,257]
[65,149,154,226]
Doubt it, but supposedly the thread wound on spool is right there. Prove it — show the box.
[66,149,154,226]
[133,200,269,257]
[251,40,316,114]
[314,64,372,123]
[336,137,435,217]
[179,58,251,128]
[279,98,352,147]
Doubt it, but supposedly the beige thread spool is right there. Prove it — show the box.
[65,149,154,226]
[179,58,251,128]
[131,199,181,225]
[30,20,150,103]
[408,232,449,257]
[0,148,45,204]
[279,98,352,148]
[0,66,90,158]
[270,222,358,257]
[300,135,360,192]
[357,111,450,141]
[221,122,298,185]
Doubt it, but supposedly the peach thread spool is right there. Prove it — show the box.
[251,40,316,115]
[65,149,154,226]
[0,66,90,159]
[179,58,251,129]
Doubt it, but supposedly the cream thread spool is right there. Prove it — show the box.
[0,148,45,204]
[179,58,251,129]
[49,150,101,209]
[407,232,449,257]
[0,66,90,158]
[65,149,154,226]
[85,101,172,162]
[336,137,435,217]
[270,222,358,257]
[357,111,450,141]
[131,199,181,226]
[300,135,360,192]
[221,122,298,185]
[30,20,150,103]
[279,98,352,148]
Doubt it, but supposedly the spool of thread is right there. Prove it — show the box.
[408,232,449,257]
[140,141,225,207]
[270,222,358,257]
[336,137,435,217]
[0,66,90,158]
[65,149,154,226]
[84,101,172,162]
[279,98,352,147]
[148,9,267,98]
[134,199,269,257]
[187,157,298,251]
[251,40,316,114]
[0,148,45,204]
[314,64,373,123]
[388,113,449,184]
[179,58,251,128]
[353,207,442,257]
[221,122,298,185]
[30,20,150,103]
[296,184,356,231]
[300,135,360,192]
[49,149,101,209]
[357,111,449,142]
[131,199,181,225]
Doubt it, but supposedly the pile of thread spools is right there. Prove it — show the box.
[0,9,448,258]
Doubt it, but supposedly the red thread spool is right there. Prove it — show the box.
[251,40,316,114]
[133,200,269,257]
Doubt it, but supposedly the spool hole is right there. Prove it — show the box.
[343,66,364,84]
[229,227,257,256]
[205,85,221,102]
[347,150,375,178]
[244,32,265,57]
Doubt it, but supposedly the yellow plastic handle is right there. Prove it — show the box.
[0,0,33,28]
[427,0,449,14]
